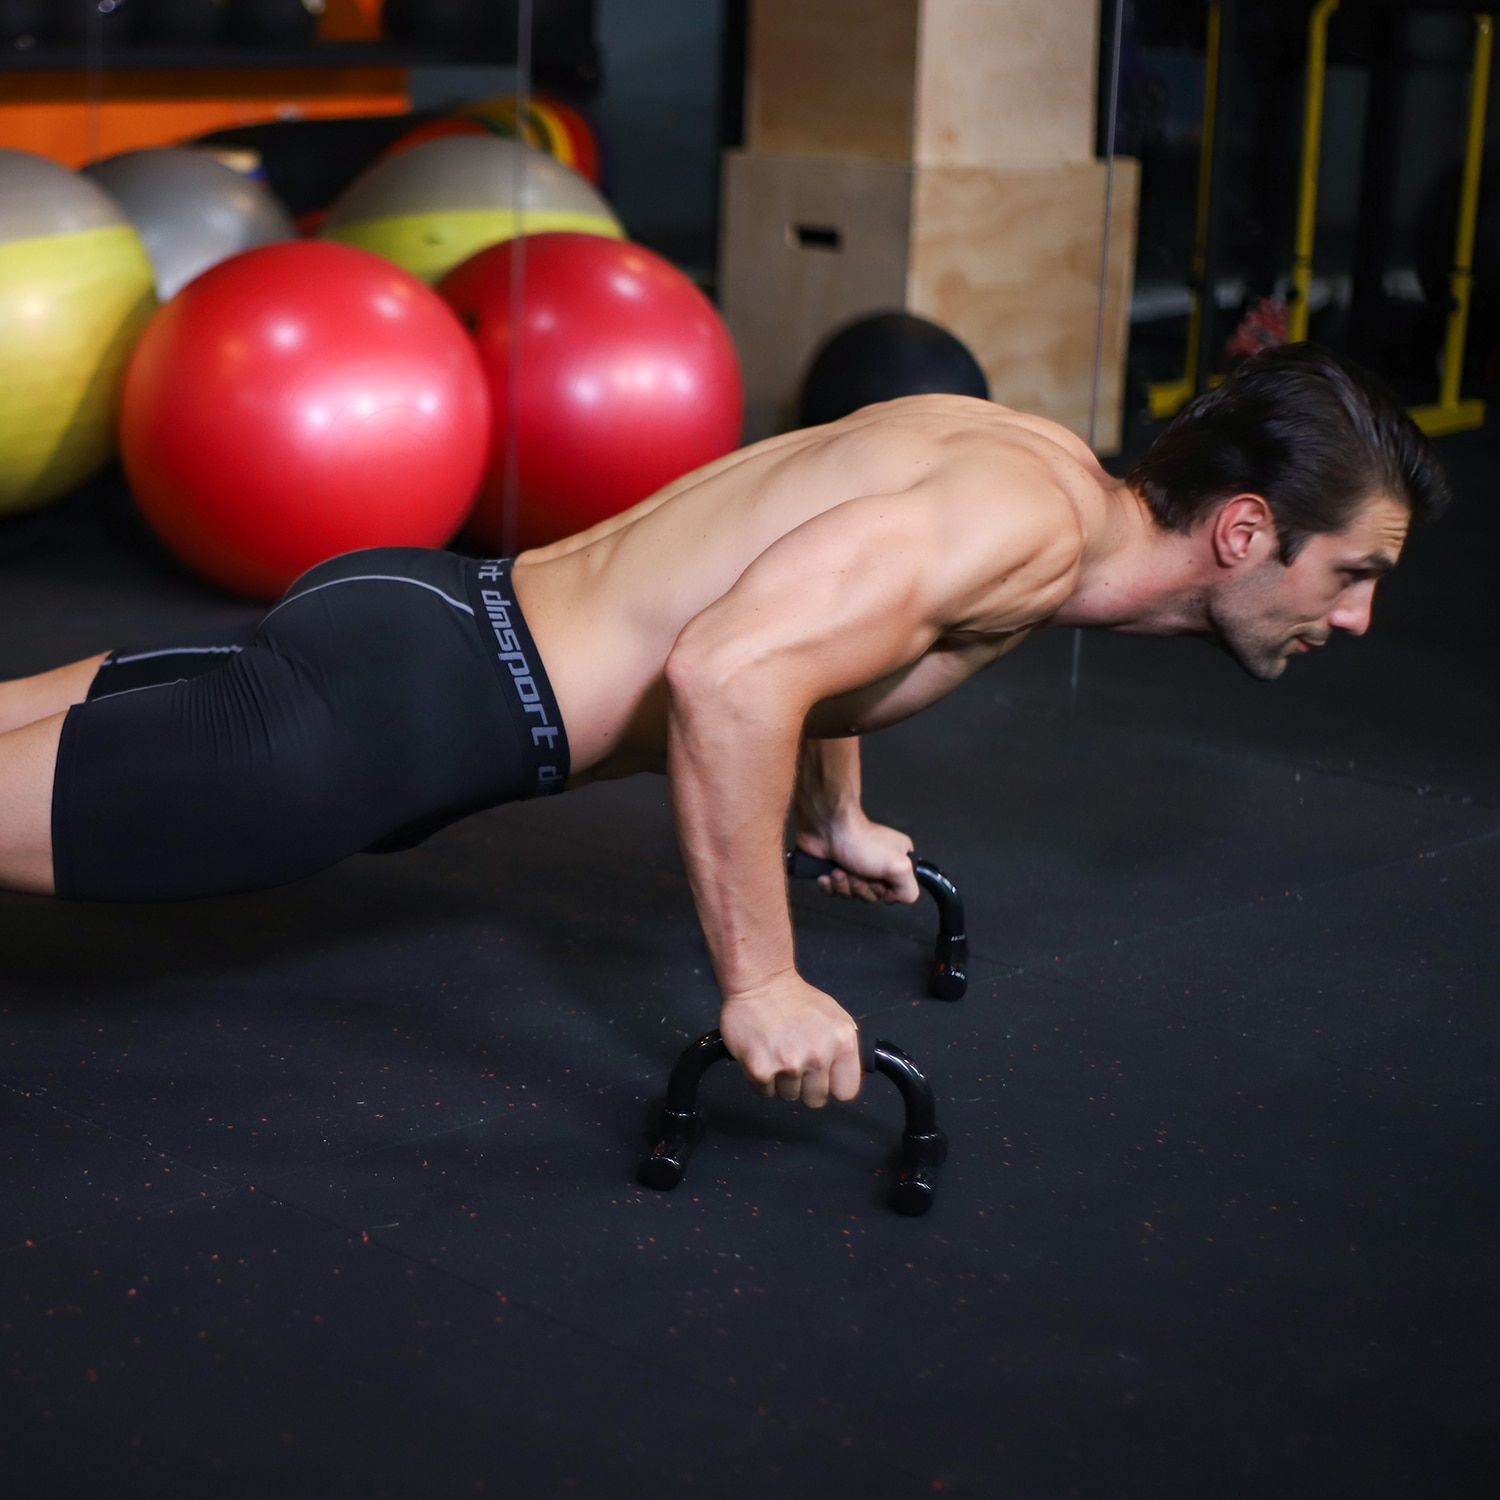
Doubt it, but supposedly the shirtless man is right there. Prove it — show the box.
[0,344,1448,1107]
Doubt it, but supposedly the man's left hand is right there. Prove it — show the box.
[794,815,920,904]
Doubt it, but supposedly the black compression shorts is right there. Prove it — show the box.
[52,548,569,902]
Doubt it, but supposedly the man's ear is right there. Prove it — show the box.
[1209,494,1277,569]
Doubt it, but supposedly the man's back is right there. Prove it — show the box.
[514,395,1112,777]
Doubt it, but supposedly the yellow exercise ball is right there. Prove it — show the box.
[0,149,158,517]
[321,135,622,285]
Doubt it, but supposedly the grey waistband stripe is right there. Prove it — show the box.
[112,645,246,665]
[262,574,476,622]
[91,676,190,700]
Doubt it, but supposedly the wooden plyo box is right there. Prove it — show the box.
[746,0,1100,167]
[720,150,1139,452]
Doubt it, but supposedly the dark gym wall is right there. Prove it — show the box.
[1390,10,1489,237]
[407,1,729,275]
[593,0,728,273]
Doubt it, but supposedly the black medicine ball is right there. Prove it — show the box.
[798,311,990,428]
[227,0,321,44]
[138,0,227,42]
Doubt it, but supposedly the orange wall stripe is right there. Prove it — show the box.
[0,70,408,168]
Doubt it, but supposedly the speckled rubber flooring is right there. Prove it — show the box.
[2,426,1497,1499]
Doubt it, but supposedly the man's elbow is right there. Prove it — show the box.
[664,633,709,699]
[665,633,796,733]
[665,624,748,707]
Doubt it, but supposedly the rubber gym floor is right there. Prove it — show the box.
[1,424,1497,1500]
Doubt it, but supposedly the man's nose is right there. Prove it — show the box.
[1329,582,1375,636]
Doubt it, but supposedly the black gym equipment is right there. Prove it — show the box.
[382,0,489,47]
[194,113,434,219]
[226,0,319,45]
[640,1031,948,1217]
[137,0,227,43]
[0,0,43,47]
[51,0,140,47]
[797,310,991,428]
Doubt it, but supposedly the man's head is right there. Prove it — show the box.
[1127,343,1451,679]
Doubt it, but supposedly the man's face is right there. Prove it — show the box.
[1208,494,1410,680]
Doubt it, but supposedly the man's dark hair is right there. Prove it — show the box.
[1127,343,1451,561]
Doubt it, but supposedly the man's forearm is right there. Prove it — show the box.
[793,736,864,841]
[666,664,803,1000]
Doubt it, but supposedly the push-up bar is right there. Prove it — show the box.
[639,850,968,1216]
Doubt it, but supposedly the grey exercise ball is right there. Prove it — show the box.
[84,147,295,300]
[0,145,131,247]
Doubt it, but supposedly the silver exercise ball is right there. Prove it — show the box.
[84,146,295,301]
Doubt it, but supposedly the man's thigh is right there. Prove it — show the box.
[0,656,107,737]
[0,711,67,895]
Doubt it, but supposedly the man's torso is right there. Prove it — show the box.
[509,396,1115,781]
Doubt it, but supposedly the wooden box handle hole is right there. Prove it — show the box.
[791,224,843,252]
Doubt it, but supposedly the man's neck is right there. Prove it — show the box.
[1049,480,1212,635]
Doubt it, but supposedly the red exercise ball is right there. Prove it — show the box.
[121,240,490,598]
[439,233,742,553]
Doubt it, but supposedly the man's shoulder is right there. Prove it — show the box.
[899,413,1095,536]
[857,400,1099,494]
[745,399,1099,590]
[897,415,1096,628]
[845,394,1094,450]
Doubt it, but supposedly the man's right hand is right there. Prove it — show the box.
[719,974,862,1108]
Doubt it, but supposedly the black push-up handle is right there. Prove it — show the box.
[786,848,968,1000]
[639,1030,948,1217]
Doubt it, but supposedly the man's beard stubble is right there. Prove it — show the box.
[1204,567,1294,682]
